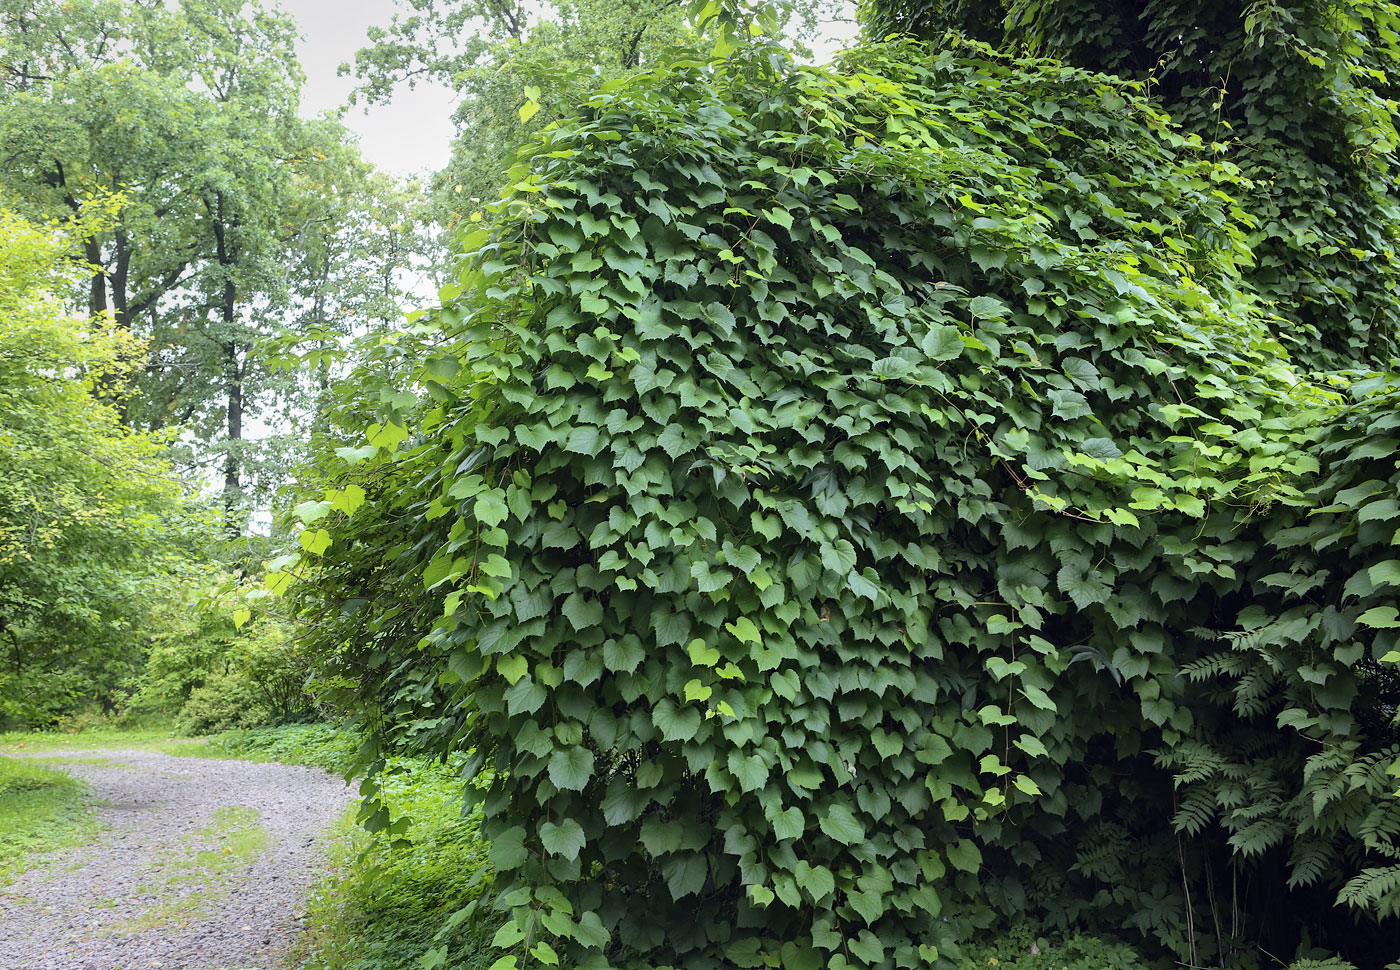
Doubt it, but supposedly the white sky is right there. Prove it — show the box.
[276,0,860,177]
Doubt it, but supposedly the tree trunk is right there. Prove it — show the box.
[212,197,244,539]
[223,339,243,538]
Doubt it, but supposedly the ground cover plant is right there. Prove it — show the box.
[294,752,501,970]
[0,755,98,882]
[284,10,1400,970]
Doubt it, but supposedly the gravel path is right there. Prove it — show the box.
[0,748,355,970]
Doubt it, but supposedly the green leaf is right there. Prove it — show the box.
[945,839,982,873]
[653,699,702,742]
[725,616,762,645]
[562,592,604,631]
[293,499,333,523]
[498,655,529,685]
[336,444,379,464]
[728,751,769,792]
[488,827,528,869]
[818,803,865,845]
[921,324,963,360]
[474,490,509,529]
[1368,560,1400,587]
[548,745,595,791]
[329,484,367,515]
[540,818,586,860]
[688,638,721,666]
[1359,606,1400,629]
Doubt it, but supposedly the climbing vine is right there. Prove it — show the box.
[284,32,1400,970]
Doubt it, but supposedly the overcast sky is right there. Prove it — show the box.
[275,0,860,177]
[277,0,459,175]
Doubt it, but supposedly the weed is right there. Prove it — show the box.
[117,804,272,933]
[293,754,499,970]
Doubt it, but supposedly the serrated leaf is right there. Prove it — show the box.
[488,826,528,869]
[1368,560,1400,587]
[498,654,529,685]
[474,490,509,528]
[687,638,721,666]
[1359,606,1400,629]
[330,484,367,515]
[725,616,762,645]
[562,592,604,631]
[818,803,864,844]
[336,444,379,464]
[662,852,708,900]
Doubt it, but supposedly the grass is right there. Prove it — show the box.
[0,755,101,884]
[0,722,180,754]
[118,803,273,933]
[292,754,500,970]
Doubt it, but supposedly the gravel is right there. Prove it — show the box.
[0,748,355,970]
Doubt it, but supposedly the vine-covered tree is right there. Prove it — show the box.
[284,4,1400,970]
[861,0,1400,368]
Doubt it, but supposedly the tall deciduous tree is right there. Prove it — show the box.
[347,0,834,231]
[0,0,424,532]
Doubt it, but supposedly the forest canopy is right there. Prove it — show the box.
[284,3,1400,968]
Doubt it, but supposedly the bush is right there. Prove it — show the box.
[293,34,1400,970]
[141,601,320,735]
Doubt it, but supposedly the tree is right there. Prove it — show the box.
[0,0,424,532]
[0,207,199,725]
[347,0,835,232]
[860,0,1400,369]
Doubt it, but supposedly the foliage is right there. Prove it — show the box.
[0,0,426,526]
[287,25,1400,970]
[0,208,200,728]
[0,756,98,882]
[296,753,501,970]
[169,619,320,734]
[858,0,1400,371]
[180,722,365,775]
[956,926,1154,970]
[347,0,834,234]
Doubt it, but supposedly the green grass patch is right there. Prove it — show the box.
[0,755,100,883]
[119,803,273,933]
[0,722,179,754]
[293,754,500,970]
[164,722,362,774]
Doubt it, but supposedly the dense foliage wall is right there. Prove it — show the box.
[291,31,1400,970]
[860,0,1400,370]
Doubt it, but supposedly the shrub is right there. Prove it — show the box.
[297,754,501,970]
[168,618,319,735]
[291,34,1400,970]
